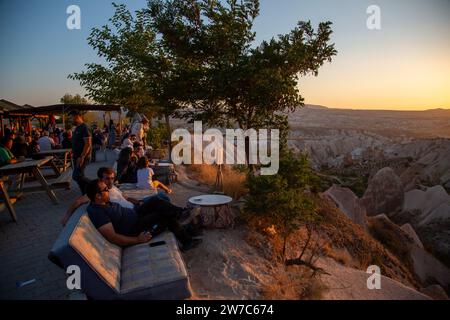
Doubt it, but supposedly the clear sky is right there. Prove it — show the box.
[0,0,449,110]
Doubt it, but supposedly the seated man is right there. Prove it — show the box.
[85,179,201,250]
[61,167,170,226]
[38,131,55,151]
[0,136,18,167]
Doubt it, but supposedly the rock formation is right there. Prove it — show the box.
[324,185,367,230]
[362,167,404,216]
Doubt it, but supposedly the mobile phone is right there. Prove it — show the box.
[149,241,166,247]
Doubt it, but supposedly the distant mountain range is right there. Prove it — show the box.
[303,104,449,113]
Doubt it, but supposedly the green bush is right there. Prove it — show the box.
[146,122,167,149]
[244,151,321,260]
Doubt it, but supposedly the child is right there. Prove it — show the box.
[136,156,172,194]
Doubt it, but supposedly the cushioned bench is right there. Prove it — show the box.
[48,206,192,300]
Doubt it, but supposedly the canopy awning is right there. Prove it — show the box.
[4,104,122,117]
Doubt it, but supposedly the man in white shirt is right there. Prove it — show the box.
[61,167,170,226]
[38,131,55,151]
[108,183,134,209]
[130,114,149,146]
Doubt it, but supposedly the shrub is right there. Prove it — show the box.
[146,121,167,149]
[244,151,321,261]
[187,164,248,200]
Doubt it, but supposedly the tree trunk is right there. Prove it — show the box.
[284,258,330,276]
[298,225,312,261]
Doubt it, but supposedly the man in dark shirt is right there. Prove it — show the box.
[11,135,29,158]
[85,179,201,250]
[69,110,92,194]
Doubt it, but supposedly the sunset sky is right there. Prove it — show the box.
[0,0,449,110]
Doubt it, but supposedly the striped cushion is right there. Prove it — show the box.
[69,214,122,292]
[120,232,188,294]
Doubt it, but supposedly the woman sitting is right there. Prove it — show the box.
[136,156,172,194]
[116,147,137,183]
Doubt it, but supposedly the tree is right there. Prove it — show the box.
[69,3,182,154]
[60,93,89,104]
[149,0,337,134]
[245,151,323,269]
[70,0,336,162]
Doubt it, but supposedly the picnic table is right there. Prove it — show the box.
[0,177,17,222]
[0,157,59,206]
[37,148,72,172]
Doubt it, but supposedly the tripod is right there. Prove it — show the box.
[214,164,224,194]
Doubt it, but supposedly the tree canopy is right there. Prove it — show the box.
[60,93,89,104]
[70,0,337,137]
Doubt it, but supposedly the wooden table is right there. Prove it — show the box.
[188,194,234,228]
[0,177,17,222]
[0,157,59,205]
[37,149,72,172]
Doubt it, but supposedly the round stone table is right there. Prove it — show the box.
[188,194,234,228]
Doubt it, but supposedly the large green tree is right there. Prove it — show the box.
[70,0,336,156]
[69,3,180,150]
[149,0,337,133]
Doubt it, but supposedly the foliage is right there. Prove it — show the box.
[146,121,167,149]
[70,0,336,160]
[245,150,321,260]
[68,2,180,151]
[150,0,337,134]
[60,93,88,104]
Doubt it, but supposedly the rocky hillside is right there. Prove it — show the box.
[171,175,447,299]
[323,167,450,293]
[287,107,450,191]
